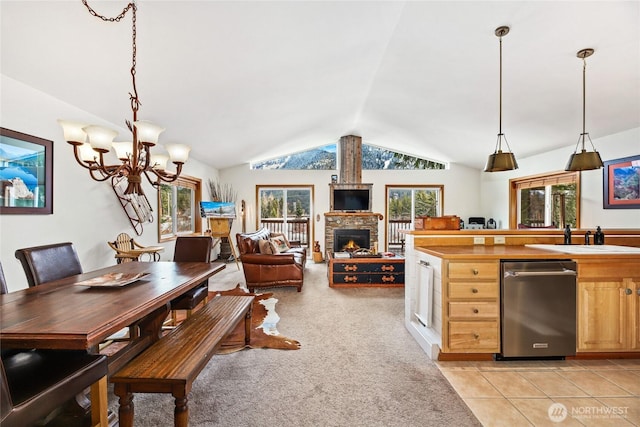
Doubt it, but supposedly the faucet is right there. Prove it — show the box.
[584,230,591,245]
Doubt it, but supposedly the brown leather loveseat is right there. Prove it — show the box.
[236,227,306,292]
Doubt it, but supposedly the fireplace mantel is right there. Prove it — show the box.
[324,212,383,219]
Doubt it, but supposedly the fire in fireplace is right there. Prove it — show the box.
[334,229,370,252]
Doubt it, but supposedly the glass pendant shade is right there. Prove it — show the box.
[485,150,519,172]
[112,141,134,160]
[134,120,165,145]
[58,120,88,145]
[565,148,603,171]
[165,143,191,164]
[150,153,169,170]
[82,125,118,152]
[78,142,98,162]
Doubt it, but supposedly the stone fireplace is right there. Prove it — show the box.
[323,134,382,254]
[334,229,370,252]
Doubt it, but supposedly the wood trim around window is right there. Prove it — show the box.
[157,175,202,242]
[509,171,580,229]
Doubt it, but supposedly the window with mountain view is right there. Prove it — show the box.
[386,185,443,251]
[257,185,313,248]
[250,143,446,170]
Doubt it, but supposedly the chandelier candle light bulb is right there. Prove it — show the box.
[58,1,189,195]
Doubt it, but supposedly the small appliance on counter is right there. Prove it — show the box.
[467,217,485,229]
[486,218,496,229]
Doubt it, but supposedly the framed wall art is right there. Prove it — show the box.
[0,127,53,214]
[603,154,640,209]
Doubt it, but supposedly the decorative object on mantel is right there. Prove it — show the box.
[566,48,604,171]
[485,26,518,172]
[58,1,190,196]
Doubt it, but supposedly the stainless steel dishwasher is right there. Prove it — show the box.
[499,260,577,359]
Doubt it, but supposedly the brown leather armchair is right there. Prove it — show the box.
[236,227,306,292]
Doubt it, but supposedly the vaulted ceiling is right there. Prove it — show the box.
[2,1,638,171]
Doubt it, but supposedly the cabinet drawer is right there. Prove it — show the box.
[449,282,498,299]
[332,274,366,284]
[449,302,498,319]
[448,262,498,280]
[448,321,499,351]
[332,261,404,273]
[332,273,404,285]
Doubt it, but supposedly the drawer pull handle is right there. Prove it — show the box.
[472,269,479,275]
[382,275,395,283]
[625,288,632,295]
[471,288,479,294]
[473,333,480,340]
[381,265,395,272]
[345,265,358,272]
[344,276,358,283]
[473,308,479,314]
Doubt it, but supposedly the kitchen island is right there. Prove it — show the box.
[402,231,640,361]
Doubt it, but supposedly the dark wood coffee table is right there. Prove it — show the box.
[326,251,404,288]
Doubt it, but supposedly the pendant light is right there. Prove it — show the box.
[485,26,518,172]
[565,48,604,171]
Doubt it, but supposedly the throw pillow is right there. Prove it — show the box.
[258,239,275,255]
[270,236,289,253]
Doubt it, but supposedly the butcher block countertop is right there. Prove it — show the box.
[416,245,640,260]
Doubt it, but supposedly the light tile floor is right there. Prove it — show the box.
[436,359,640,426]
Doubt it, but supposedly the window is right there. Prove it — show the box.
[257,185,313,247]
[363,144,447,170]
[251,145,336,170]
[386,185,443,251]
[158,175,202,241]
[509,171,580,229]
[249,142,447,170]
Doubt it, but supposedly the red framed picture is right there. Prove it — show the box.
[603,155,640,209]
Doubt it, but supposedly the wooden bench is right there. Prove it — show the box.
[110,294,254,427]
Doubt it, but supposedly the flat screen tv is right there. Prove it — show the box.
[333,189,370,211]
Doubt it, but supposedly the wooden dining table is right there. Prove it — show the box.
[0,260,226,426]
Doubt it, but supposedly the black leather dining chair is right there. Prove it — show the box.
[169,236,213,325]
[0,260,108,427]
[14,242,83,287]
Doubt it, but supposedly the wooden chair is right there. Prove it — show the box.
[108,233,163,263]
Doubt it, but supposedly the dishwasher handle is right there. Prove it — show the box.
[505,269,577,278]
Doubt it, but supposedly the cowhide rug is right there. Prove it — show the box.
[213,285,301,354]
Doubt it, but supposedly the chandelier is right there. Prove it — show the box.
[59,1,190,196]
[484,26,518,172]
[565,48,603,171]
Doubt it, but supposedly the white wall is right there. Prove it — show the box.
[0,75,218,290]
[480,127,640,229]
[220,162,481,253]
[3,72,637,289]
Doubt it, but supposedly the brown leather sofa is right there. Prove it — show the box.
[236,227,306,292]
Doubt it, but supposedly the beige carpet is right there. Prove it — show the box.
[107,261,480,426]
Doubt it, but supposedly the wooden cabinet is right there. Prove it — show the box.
[443,260,500,353]
[577,260,640,352]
